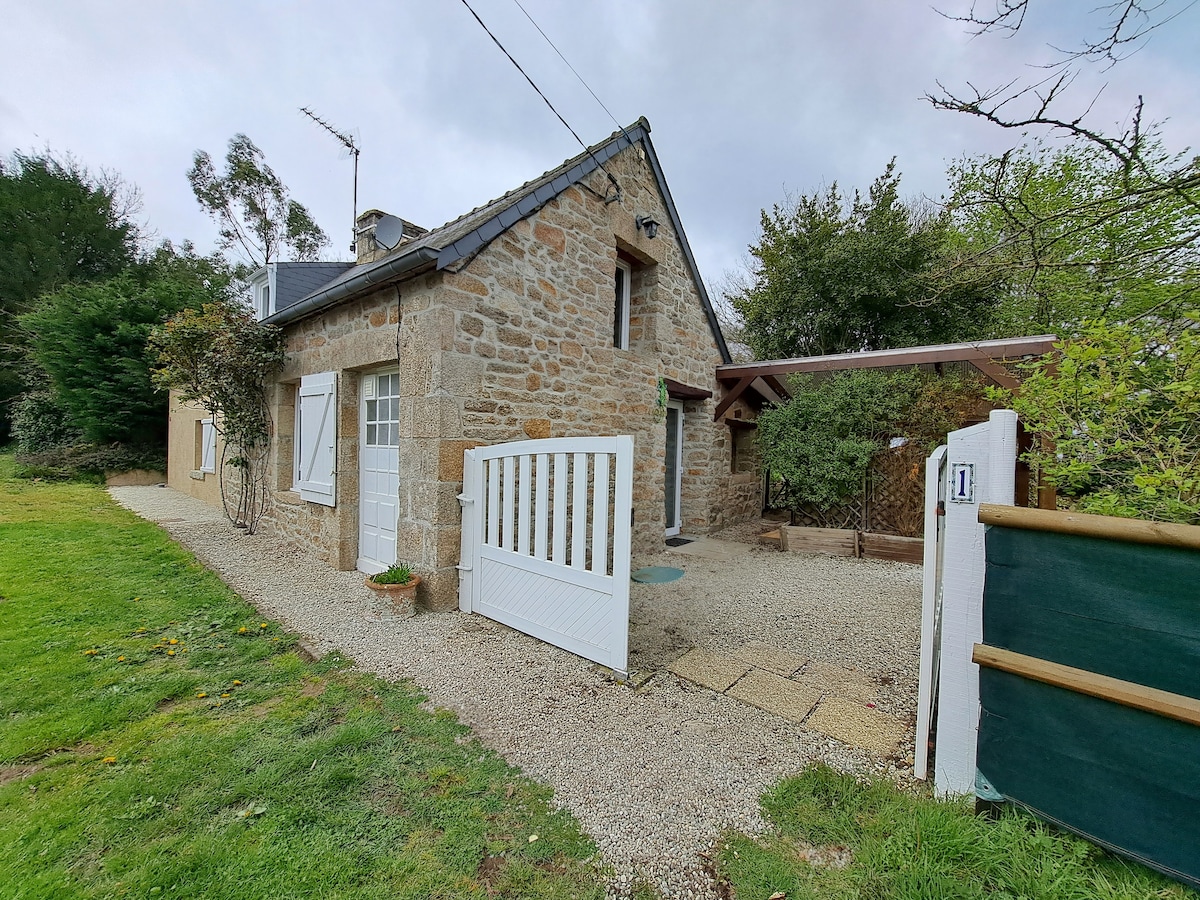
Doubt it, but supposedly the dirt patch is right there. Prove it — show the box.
[299,678,326,698]
[0,764,42,785]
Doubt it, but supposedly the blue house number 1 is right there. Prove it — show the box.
[949,462,976,503]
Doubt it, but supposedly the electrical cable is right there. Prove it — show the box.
[508,0,637,151]
[457,0,622,201]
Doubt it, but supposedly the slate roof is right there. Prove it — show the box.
[273,262,354,313]
[266,117,731,363]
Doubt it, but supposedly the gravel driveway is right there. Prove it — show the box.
[111,486,922,900]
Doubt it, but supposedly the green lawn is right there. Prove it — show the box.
[716,765,1197,900]
[0,459,603,899]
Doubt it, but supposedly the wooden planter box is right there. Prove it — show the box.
[779,526,923,563]
[860,532,923,564]
[779,526,859,557]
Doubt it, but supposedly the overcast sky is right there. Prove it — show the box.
[2,1,1197,290]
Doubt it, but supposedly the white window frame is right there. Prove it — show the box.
[199,418,216,474]
[614,258,631,350]
[295,372,338,507]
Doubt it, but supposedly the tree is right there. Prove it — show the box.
[928,1,1200,318]
[0,151,140,437]
[20,268,220,447]
[1000,316,1200,524]
[150,301,287,532]
[188,134,328,270]
[730,161,1001,360]
[945,137,1200,335]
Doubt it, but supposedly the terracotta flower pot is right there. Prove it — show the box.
[364,573,420,619]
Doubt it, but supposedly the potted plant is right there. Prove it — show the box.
[364,563,421,617]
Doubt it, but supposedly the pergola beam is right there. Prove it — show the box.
[716,335,1058,384]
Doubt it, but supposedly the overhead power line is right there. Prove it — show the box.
[509,0,633,146]
[457,0,622,201]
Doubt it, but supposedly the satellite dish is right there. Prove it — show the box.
[374,214,406,250]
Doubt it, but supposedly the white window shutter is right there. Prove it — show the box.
[200,419,216,473]
[297,372,337,506]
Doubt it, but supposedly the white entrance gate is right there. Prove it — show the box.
[357,370,400,575]
[459,436,635,674]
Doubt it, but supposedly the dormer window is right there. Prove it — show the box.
[257,282,271,320]
[613,258,631,349]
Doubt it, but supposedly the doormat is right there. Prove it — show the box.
[665,537,694,548]
[632,566,685,584]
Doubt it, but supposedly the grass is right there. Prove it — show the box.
[0,455,603,898]
[715,764,1196,900]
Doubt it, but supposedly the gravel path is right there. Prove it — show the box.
[110,486,922,899]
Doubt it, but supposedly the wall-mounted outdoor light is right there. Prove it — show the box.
[636,215,660,239]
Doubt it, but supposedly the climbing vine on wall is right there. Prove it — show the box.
[150,300,287,533]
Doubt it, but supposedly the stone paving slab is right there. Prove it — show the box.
[668,649,751,693]
[797,661,879,705]
[727,668,822,723]
[733,641,808,677]
[804,696,906,755]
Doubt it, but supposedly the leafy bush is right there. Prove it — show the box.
[1001,317,1200,524]
[757,368,984,512]
[14,443,166,482]
[11,390,81,453]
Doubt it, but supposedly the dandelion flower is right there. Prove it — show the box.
[117,656,126,662]
[232,680,243,686]
[260,623,268,629]
[196,692,207,699]
[83,649,98,656]
[102,756,117,764]
[167,649,176,656]
[221,693,230,698]
[168,639,178,645]
[238,627,247,634]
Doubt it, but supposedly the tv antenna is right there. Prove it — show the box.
[299,106,361,252]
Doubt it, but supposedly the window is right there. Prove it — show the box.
[613,259,631,349]
[199,419,216,474]
[259,284,271,318]
[363,372,401,447]
[295,371,338,506]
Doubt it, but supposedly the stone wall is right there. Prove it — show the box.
[246,139,759,611]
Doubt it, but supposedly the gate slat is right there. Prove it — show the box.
[552,453,567,564]
[591,452,610,575]
[502,456,515,551]
[487,458,500,546]
[571,453,588,569]
[518,454,532,556]
[534,454,549,560]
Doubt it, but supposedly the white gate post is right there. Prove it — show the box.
[935,409,1017,796]
[457,448,478,613]
[915,444,948,781]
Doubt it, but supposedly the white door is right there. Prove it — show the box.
[357,371,400,575]
[459,436,635,674]
[664,400,684,536]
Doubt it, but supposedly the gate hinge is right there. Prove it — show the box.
[457,493,474,506]
[455,564,472,572]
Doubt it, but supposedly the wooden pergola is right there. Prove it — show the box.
[713,334,1058,422]
[714,334,1061,509]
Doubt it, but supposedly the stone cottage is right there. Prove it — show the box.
[167,118,760,609]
